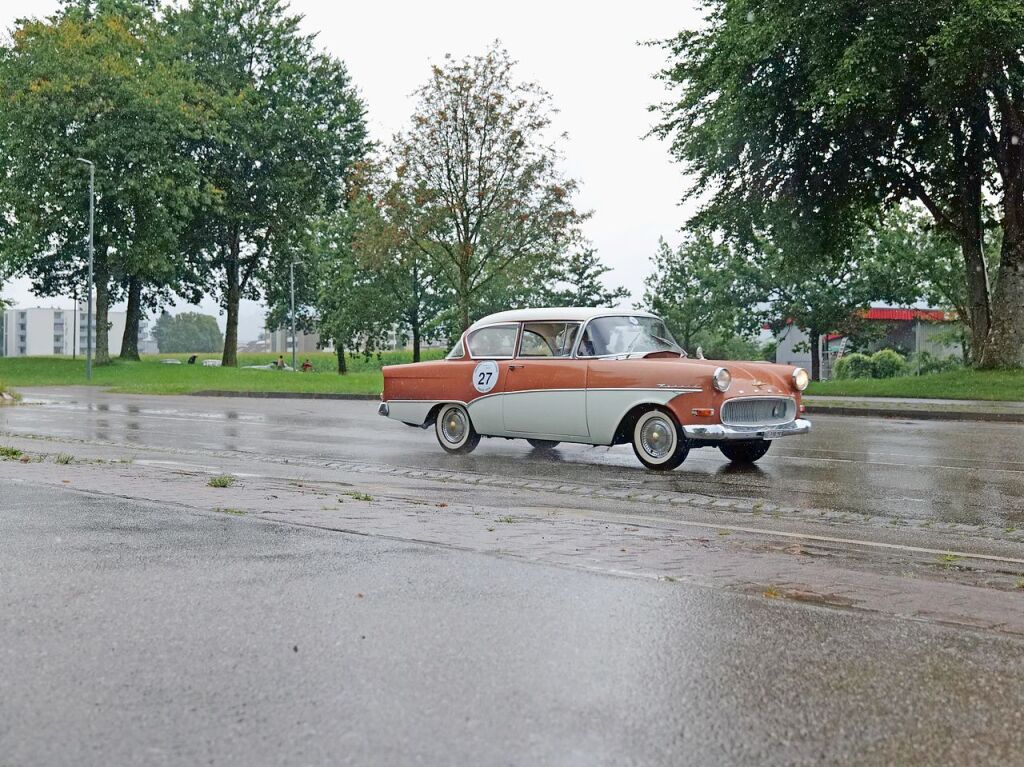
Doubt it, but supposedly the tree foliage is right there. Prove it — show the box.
[0,0,207,364]
[165,0,368,366]
[545,248,629,308]
[391,44,587,332]
[652,0,1024,368]
[640,234,760,353]
[152,311,224,353]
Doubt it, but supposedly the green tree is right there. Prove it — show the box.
[757,225,921,380]
[545,248,629,307]
[640,234,760,353]
[166,0,368,367]
[652,0,1024,368]
[347,162,448,362]
[391,44,587,333]
[311,213,400,373]
[0,0,207,365]
[152,311,224,353]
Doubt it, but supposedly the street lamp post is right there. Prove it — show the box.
[76,158,94,381]
[290,261,297,371]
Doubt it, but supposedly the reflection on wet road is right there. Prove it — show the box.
[5,387,1024,527]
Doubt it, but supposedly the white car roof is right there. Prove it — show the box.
[470,307,659,329]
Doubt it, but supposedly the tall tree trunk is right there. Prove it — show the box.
[980,202,1024,368]
[959,233,991,365]
[808,326,821,381]
[221,238,240,367]
[410,262,422,362]
[959,106,992,366]
[336,343,347,374]
[411,313,421,363]
[458,265,470,333]
[94,256,111,366]
[978,110,1024,369]
[119,276,142,361]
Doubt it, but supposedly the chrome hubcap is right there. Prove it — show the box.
[441,409,467,444]
[640,417,674,459]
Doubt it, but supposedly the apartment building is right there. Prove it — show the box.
[0,305,144,358]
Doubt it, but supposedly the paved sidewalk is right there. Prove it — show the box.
[804,395,1024,423]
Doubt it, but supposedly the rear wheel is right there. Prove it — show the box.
[719,441,771,464]
[631,409,688,471]
[527,439,560,451]
[435,403,480,454]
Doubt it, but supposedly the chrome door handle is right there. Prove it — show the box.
[508,364,523,370]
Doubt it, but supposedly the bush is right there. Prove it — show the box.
[833,352,873,379]
[870,349,908,379]
[908,350,963,376]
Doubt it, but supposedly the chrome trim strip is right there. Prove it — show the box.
[381,386,703,410]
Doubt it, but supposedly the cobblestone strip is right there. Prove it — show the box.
[2,426,1023,548]
[2,452,1024,637]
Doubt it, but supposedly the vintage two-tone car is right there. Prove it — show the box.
[378,308,811,470]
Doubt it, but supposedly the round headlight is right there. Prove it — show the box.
[792,368,809,391]
[712,367,732,393]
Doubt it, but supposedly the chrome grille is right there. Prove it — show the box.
[721,397,795,427]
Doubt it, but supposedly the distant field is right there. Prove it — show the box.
[0,350,446,396]
[807,369,1024,402]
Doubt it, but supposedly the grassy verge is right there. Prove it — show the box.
[807,369,1024,401]
[0,349,446,396]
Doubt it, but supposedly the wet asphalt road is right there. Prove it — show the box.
[6,387,1024,529]
[4,480,1024,766]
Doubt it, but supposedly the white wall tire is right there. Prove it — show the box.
[435,404,480,454]
[631,409,688,471]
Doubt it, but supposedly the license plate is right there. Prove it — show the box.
[762,429,788,439]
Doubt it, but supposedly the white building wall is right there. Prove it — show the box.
[1,305,131,358]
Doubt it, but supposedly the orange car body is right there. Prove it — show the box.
[379,308,810,450]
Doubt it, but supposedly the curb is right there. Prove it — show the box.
[189,390,380,401]
[805,404,1024,424]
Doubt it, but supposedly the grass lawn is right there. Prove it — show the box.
[807,369,1024,401]
[0,349,446,396]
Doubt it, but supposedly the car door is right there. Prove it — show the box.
[501,322,589,439]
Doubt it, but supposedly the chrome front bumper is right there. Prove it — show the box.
[683,418,811,442]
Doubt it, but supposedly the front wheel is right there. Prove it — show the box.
[719,441,771,464]
[435,403,480,454]
[632,409,688,471]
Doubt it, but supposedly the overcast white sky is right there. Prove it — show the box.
[0,0,703,341]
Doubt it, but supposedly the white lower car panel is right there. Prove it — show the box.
[502,389,589,438]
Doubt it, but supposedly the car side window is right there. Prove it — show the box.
[520,330,552,357]
[446,340,465,359]
[467,325,518,358]
[519,322,580,358]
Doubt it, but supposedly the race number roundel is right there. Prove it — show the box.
[472,360,499,394]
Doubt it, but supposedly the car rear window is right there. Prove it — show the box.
[467,325,518,358]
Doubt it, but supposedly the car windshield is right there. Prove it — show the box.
[578,316,683,357]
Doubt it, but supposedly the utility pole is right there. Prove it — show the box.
[76,158,94,381]
[290,261,297,371]
[72,284,77,360]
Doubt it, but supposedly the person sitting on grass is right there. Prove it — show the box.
[276,355,286,370]
[301,359,313,372]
